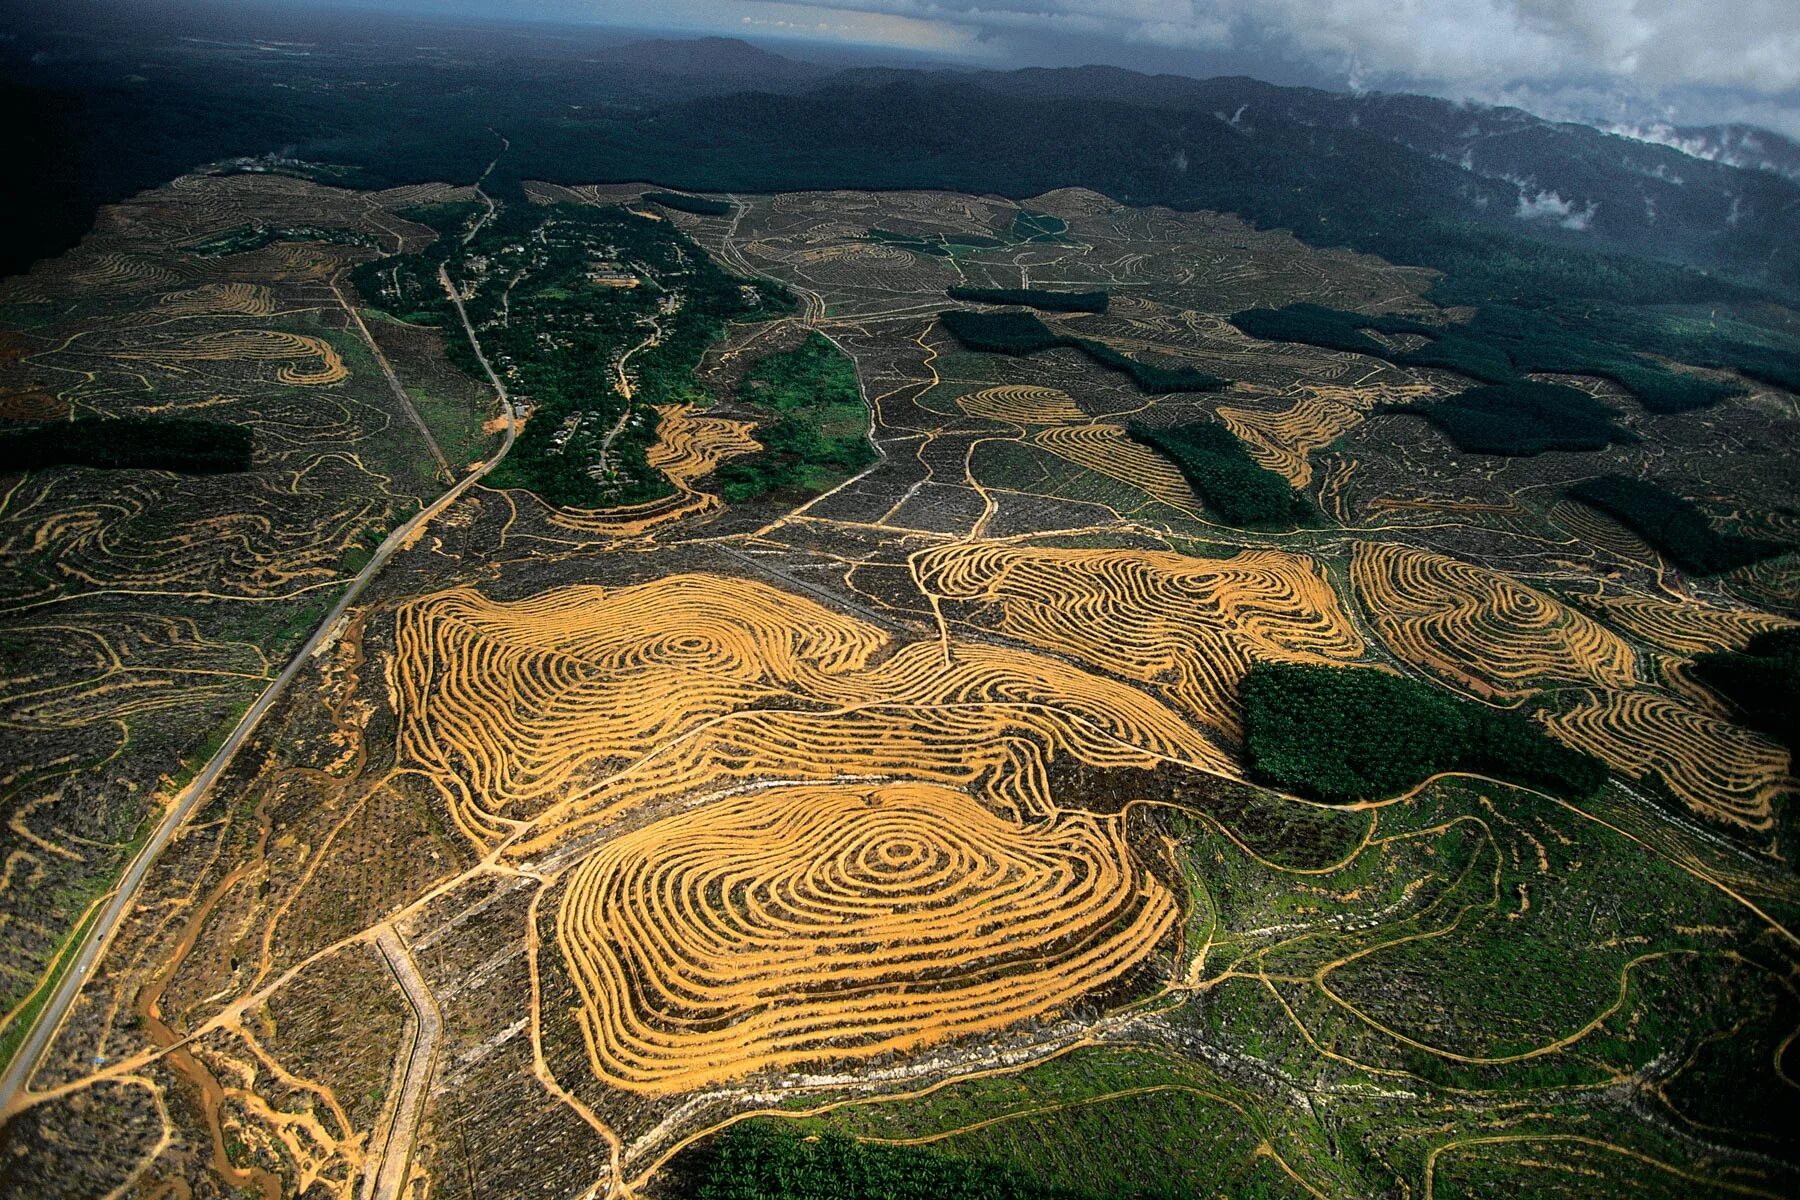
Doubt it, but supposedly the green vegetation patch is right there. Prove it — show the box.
[1694,628,1800,757]
[1562,302,1800,394]
[937,310,1223,393]
[1399,306,1743,414]
[1240,662,1608,804]
[642,190,733,217]
[1125,421,1312,529]
[718,333,876,503]
[693,1122,1114,1200]
[868,209,1068,259]
[1403,380,1635,456]
[0,416,254,474]
[1568,475,1788,575]
[947,286,1108,313]
[187,223,374,257]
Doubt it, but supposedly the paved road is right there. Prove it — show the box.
[0,277,515,1118]
[362,926,443,1200]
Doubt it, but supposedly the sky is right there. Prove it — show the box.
[251,0,1800,138]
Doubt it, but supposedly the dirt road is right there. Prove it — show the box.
[361,926,443,1200]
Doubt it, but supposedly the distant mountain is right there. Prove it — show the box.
[1608,122,1800,182]
[961,68,1799,285]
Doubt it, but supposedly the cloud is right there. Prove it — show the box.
[1513,187,1598,229]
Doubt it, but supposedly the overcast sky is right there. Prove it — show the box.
[358,0,1800,136]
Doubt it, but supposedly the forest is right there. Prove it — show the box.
[1399,380,1636,456]
[1239,662,1608,804]
[1567,475,1788,575]
[1694,628,1800,757]
[715,333,876,502]
[689,1121,1164,1200]
[1230,304,1433,357]
[937,311,1223,393]
[946,286,1109,313]
[0,416,254,474]
[12,7,1800,339]
[1124,421,1312,528]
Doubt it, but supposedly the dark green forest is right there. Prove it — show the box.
[0,416,253,474]
[1230,304,1434,357]
[1401,381,1636,456]
[1694,628,1800,757]
[1124,422,1312,528]
[946,286,1109,313]
[1567,476,1789,575]
[937,311,1223,393]
[1240,662,1608,804]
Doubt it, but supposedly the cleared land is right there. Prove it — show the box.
[1,180,1796,1200]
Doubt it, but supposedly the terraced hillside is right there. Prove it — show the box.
[0,178,1796,1200]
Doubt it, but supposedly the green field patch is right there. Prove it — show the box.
[187,223,374,257]
[688,1123,1111,1200]
[752,1046,1316,1200]
[718,333,875,503]
[407,384,498,470]
[1008,208,1070,243]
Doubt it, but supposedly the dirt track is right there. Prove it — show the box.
[363,925,442,1200]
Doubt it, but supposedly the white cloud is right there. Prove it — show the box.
[1513,187,1597,229]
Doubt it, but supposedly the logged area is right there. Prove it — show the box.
[2,174,1797,1200]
